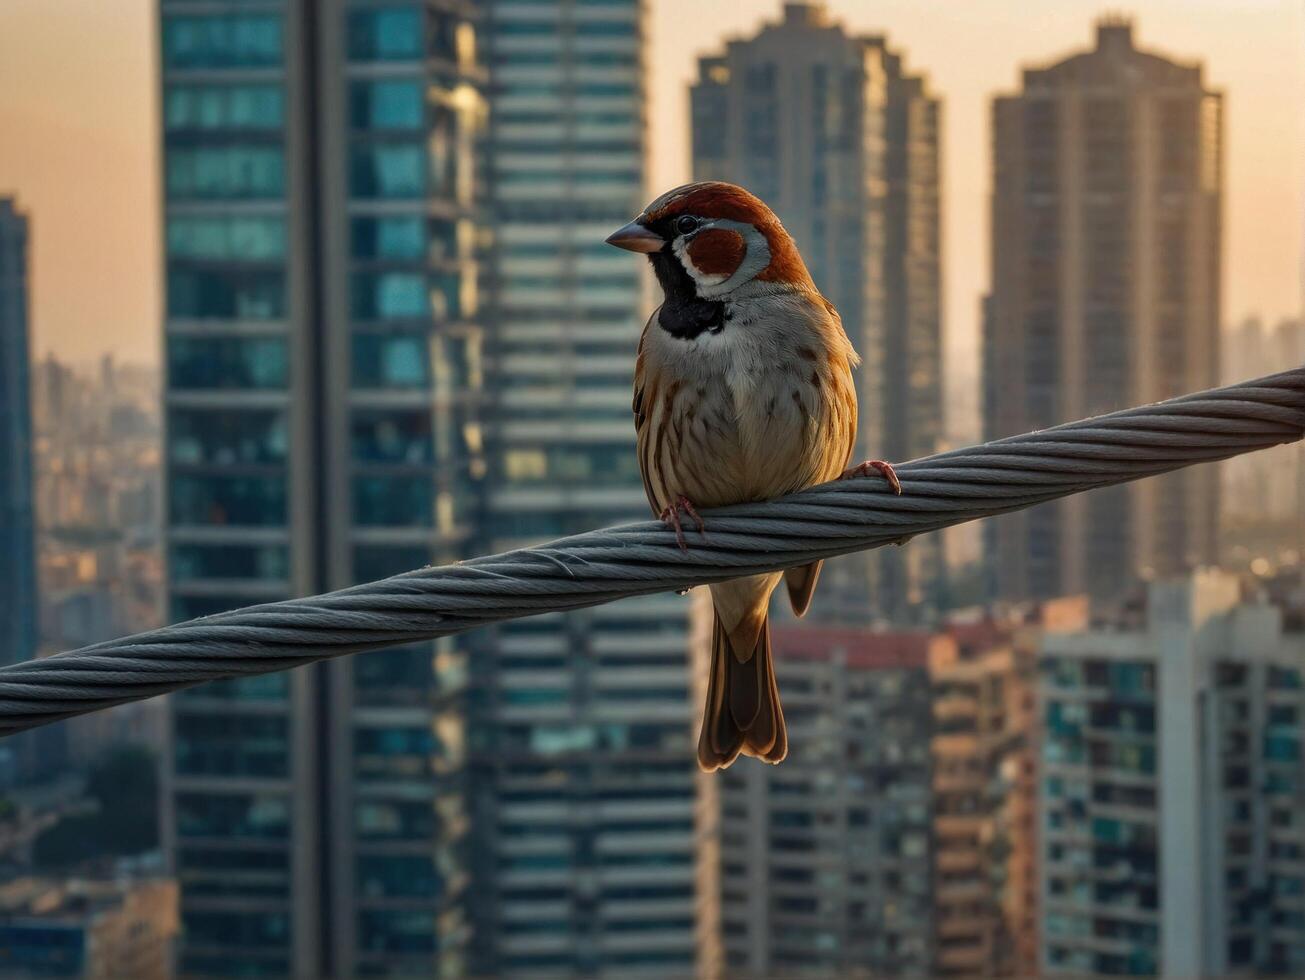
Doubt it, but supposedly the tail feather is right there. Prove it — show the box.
[697,611,787,772]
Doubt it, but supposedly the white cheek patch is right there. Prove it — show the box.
[673,236,728,288]
[673,219,771,300]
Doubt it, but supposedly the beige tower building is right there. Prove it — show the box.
[985,18,1222,602]
[691,2,944,623]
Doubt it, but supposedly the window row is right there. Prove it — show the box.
[168,335,288,389]
[165,83,283,131]
[167,146,285,200]
[347,8,467,65]
[167,215,286,261]
[162,15,283,69]
[168,266,285,320]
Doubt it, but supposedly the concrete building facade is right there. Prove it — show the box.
[717,625,936,977]
[690,2,944,622]
[1039,571,1305,975]
[986,18,1223,602]
[929,597,1088,977]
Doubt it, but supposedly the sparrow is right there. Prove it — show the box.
[606,181,901,771]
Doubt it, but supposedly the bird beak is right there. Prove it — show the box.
[605,220,664,253]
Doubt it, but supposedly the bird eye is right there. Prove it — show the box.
[675,215,699,235]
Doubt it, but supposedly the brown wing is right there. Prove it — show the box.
[632,312,662,517]
[786,300,859,616]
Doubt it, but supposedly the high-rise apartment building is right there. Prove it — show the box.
[718,625,936,977]
[470,2,703,976]
[159,3,482,975]
[986,18,1222,602]
[929,597,1088,978]
[1039,571,1305,976]
[0,198,37,670]
[690,2,944,622]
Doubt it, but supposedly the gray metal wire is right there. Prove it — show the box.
[2,368,1303,735]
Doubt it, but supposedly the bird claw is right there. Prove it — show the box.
[661,495,707,551]
[841,459,902,495]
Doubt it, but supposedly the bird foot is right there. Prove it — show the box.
[840,459,902,495]
[661,495,706,551]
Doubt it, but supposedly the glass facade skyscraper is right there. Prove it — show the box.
[0,198,37,672]
[470,1,704,976]
[160,2,481,975]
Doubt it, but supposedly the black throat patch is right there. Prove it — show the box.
[648,250,725,340]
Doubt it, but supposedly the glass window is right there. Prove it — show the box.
[175,713,289,778]
[351,271,427,320]
[575,20,637,36]
[350,215,425,259]
[166,146,285,199]
[176,791,290,839]
[171,543,290,582]
[351,409,434,463]
[356,799,436,841]
[167,215,286,261]
[170,474,287,526]
[357,855,442,899]
[350,79,424,129]
[353,475,433,526]
[168,335,288,389]
[168,266,285,319]
[353,643,438,704]
[347,8,421,61]
[350,143,425,198]
[183,910,289,949]
[162,15,283,69]
[169,408,287,464]
[164,84,284,131]
[352,334,429,388]
[358,910,435,955]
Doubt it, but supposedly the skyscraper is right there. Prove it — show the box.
[469,2,703,975]
[985,18,1222,602]
[690,2,944,623]
[0,198,37,671]
[1039,572,1305,976]
[159,3,482,975]
[717,625,936,977]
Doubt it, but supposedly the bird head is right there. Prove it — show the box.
[605,181,815,301]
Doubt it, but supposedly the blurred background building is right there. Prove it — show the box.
[0,876,179,979]
[717,626,936,977]
[1,3,1300,979]
[690,2,945,624]
[985,18,1222,603]
[0,197,54,788]
[472,1,703,975]
[159,1,483,975]
[1039,571,1305,976]
[1221,315,1305,575]
[0,198,38,673]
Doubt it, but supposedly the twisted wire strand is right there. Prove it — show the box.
[1,368,1303,735]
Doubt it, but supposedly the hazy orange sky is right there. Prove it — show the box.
[0,0,1301,379]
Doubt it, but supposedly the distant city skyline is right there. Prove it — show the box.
[0,0,1302,398]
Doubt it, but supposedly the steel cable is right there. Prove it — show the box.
[1,368,1302,735]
